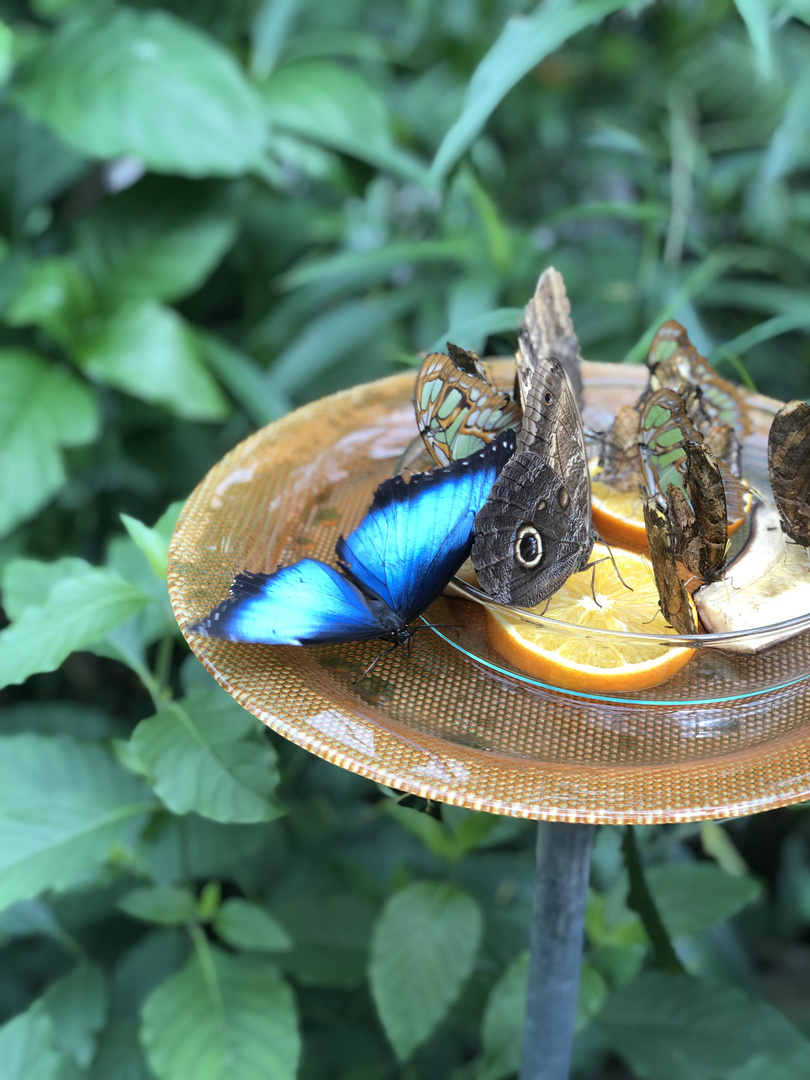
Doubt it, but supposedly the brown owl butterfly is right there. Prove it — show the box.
[638,389,728,583]
[516,267,584,410]
[472,356,593,606]
[768,400,810,548]
[414,347,522,469]
[642,498,698,635]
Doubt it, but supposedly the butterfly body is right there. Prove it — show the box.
[472,355,593,606]
[768,400,810,548]
[189,430,517,648]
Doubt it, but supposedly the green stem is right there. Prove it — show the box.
[153,629,175,701]
[622,826,685,974]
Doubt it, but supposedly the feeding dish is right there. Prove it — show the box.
[169,362,810,823]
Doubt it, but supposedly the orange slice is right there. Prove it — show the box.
[485,544,695,692]
[590,474,649,552]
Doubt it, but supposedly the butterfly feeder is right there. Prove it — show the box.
[170,359,810,1080]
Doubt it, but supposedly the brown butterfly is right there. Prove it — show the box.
[768,400,810,548]
[643,498,698,634]
[516,267,584,410]
[598,404,644,492]
[472,356,593,606]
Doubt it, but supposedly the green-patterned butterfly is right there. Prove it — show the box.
[646,320,751,446]
[414,345,521,469]
[638,388,729,583]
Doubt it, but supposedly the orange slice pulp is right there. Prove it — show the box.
[485,544,696,692]
[589,461,752,553]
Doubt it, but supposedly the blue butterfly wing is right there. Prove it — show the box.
[187,559,387,644]
[336,430,516,624]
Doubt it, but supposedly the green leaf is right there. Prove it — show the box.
[0,562,147,690]
[734,0,774,80]
[76,179,237,305]
[622,827,684,973]
[430,0,629,181]
[262,60,427,183]
[266,290,418,399]
[0,110,85,230]
[598,971,806,1080]
[0,350,100,537]
[196,331,284,426]
[141,941,300,1080]
[479,953,606,1080]
[0,1005,61,1080]
[119,886,198,926]
[480,951,529,1080]
[0,899,79,954]
[42,962,108,1069]
[369,881,483,1060]
[13,9,267,176]
[383,803,459,861]
[120,501,183,583]
[425,306,523,354]
[1,556,89,620]
[274,891,376,988]
[131,685,284,824]
[213,899,292,953]
[88,1022,154,1080]
[0,20,12,88]
[76,301,229,422]
[647,862,762,939]
[5,257,94,344]
[728,1041,810,1080]
[0,734,153,912]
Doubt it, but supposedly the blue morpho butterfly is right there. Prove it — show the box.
[188,430,517,662]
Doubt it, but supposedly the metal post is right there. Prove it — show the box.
[520,820,595,1080]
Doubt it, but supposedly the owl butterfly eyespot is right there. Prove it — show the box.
[645,320,752,443]
[472,355,594,607]
[643,498,698,634]
[516,266,584,410]
[768,400,810,549]
[414,347,522,468]
[639,389,729,583]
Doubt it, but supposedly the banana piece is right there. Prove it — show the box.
[696,502,810,651]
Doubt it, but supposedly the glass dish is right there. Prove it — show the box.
[168,361,810,823]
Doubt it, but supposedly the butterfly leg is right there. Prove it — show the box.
[598,539,634,592]
[353,641,399,683]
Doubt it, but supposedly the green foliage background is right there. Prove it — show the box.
[1,0,810,1077]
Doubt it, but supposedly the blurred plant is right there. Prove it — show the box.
[1,0,809,1077]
